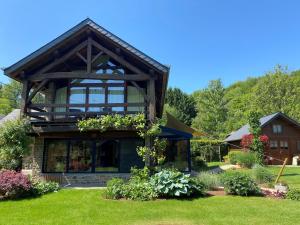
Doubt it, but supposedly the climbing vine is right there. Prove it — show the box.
[77,113,167,166]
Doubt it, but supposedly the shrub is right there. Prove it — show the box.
[236,152,257,168]
[228,151,242,165]
[196,172,220,190]
[252,166,274,184]
[130,166,150,182]
[105,178,125,200]
[192,156,207,171]
[0,119,32,171]
[286,189,300,201]
[221,171,260,196]
[123,180,157,201]
[31,180,59,196]
[0,170,32,199]
[150,169,204,197]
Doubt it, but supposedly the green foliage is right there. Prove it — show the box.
[165,87,197,126]
[0,98,12,115]
[252,166,275,184]
[78,114,167,167]
[196,172,220,191]
[236,151,257,168]
[221,171,260,196]
[105,178,125,200]
[247,111,264,164]
[192,156,207,171]
[122,180,158,201]
[286,189,300,201]
[192,79,227,138]
[31,180,60,196]
[130,166,150,181]
[228,151,242,165]
[191,139,225,162]
[150,169,204,197]
[0,80,22,109]
[0,119,32,170]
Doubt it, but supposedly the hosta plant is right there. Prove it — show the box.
[150,169,204,197]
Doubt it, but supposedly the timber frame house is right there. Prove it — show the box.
[3,19,191,186]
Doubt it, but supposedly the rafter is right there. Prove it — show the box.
[91,40,151,78]
[33,40,88,75]
[76,52,87,64]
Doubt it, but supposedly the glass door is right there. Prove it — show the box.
[94,140,119,172]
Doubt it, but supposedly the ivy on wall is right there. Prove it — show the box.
[77,113,167,167]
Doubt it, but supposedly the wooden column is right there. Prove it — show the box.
[147,79,156,121]
[46,81,56,121]
[20,80,30,118]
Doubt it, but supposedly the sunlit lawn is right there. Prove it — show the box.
[0,189,300,225]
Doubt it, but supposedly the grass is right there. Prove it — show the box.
[266,166,300,189]
[1,189,300,225]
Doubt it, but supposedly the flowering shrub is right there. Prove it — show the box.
[0,170,32,199]
[261,188,285,199]
[241,134,269,150]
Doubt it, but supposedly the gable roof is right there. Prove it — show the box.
[4,18,169,76]
[224,112,300,142]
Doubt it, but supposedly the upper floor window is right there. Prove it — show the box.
[272,124,282,134]
[270,140,278,149]
[280,141,288,149]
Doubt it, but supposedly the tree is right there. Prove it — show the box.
[165,87,197,126]
[192,79,227,138]
[1,80,22,110]
[252,65,300,120]
[247,111,264,164]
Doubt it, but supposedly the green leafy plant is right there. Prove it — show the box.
[196,172,220,191]
[286,189,300,201]
[150,169,204,197]
[31,180,59,196]
[105,178,125,200]
[252,166,274,184]
[236,151,257,168]
[228,151,242,165]
[192,156,207,171]
[0,119,32,171]
[221,171,260,196]
[122,180,158,201]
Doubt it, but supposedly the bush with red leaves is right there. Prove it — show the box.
[241,134,269,150]
[0,170,32,199]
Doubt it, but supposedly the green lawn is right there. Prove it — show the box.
[266,166,300,189]
[0,189,300,225]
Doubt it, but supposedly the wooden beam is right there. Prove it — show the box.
[87,37,92,73]
[91,40,151,78]
[147,79,156,121]
[29,102,146,108]
[27,79,49,103]
[33,40,88,75]
[130,81,149,102]
[76,52,87,64]
[28,72,150,82]
[91,51,103,64]
[20,80,30,116]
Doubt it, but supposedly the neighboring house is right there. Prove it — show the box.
[3,19,192,186]
[225,112,300,165]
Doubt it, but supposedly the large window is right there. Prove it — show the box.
[280,140,288,150]
[163,140,189,172]
[43,140,68,172]
[43,139,144,173]
[270,140,278,149]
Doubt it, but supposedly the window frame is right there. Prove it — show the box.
[272,124,283,134]
[279,140,288,150]
[270,140,278,149]
[42,138,144,174]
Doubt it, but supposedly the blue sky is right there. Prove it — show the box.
[1,0,300,93]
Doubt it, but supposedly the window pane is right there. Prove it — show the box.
[127,86,144,112]
[163,140,189,172]
[44,140,67,172]
[108,87,124,103]
[71,79,102,84]
[89,87,105,104]
[270,140,278,149]
[95,141,119,172]
[70,87,86,112]
[69,140,92,172]
[119,139,144,172]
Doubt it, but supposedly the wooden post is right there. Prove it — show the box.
[275,158,288,184]
[20,80,30,117]
[47,81,56,121]
[87,37,92,73]
[147,79,156,121]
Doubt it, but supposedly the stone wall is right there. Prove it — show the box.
[32,137,44,177]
